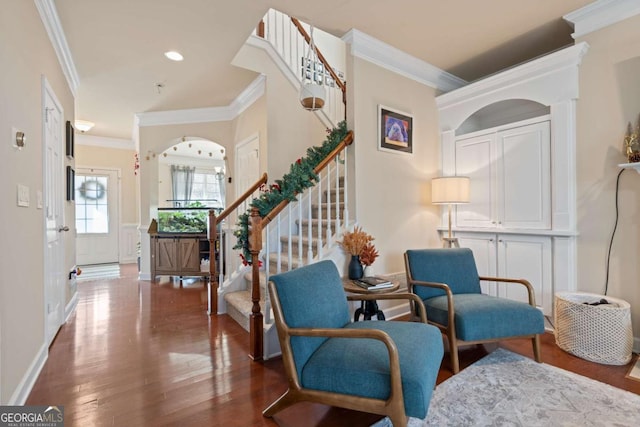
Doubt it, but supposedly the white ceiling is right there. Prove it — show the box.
[53,0,594,140]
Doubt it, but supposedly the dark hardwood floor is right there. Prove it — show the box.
[27,264,640,426]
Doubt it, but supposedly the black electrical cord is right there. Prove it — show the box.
[604,168,626,296]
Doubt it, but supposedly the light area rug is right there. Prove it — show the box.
[373,348,640,427]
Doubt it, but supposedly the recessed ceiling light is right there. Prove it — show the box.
[164,51,183,61]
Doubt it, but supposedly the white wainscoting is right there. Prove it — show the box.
[120,223,139,264]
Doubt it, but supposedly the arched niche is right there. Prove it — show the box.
[156,136,227,209]
[456,99,550,136]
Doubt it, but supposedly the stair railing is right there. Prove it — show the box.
[257,9,346,127]
[248,131,353,360]
[207,173,268,315]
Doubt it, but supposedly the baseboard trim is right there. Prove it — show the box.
[138,272,151,281]
[8,343,48,405]
[384,302,411,320]
[65,291,78,322]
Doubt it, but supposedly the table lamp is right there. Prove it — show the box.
[431,176,470,248]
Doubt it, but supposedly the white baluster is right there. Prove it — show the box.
[276,219,282,274]
[317,175,323,258]
[335,155,341,234]
[343,149,349,227]
[287,204,293,270]
[264,222,271,280]
[324,168,332,247]
[298,197,303,267]
[307,185,313,263]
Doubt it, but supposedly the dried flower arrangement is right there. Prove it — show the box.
[338,226,374,256]
[359,243,379,266]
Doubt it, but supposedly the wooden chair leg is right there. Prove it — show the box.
[388,406,407,427]
[532,334,542,363]
[449,336,460,374]
[262,389,298,417]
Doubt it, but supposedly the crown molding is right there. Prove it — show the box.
[34,0,79,97]
[75,134,135,150]
[564,0,640,39]
[342,29,467,93]
[136,74,265,127]
[436,42,590,111]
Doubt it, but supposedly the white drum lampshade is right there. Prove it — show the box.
[431,176,470,245]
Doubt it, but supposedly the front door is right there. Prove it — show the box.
[75,168,120,265]
[43,78,65,346]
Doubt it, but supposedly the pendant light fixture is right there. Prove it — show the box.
[299,25,325,111]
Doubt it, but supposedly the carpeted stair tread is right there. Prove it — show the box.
[224,290,265,333]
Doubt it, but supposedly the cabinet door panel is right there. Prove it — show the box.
[498,121,550,229]
[455,133,497,228]
[178,238,201,272]
[497,235,551,315]
[456,232,497,296]
[155,238,177,272]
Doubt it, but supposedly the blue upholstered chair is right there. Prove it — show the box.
[404,248,544,374]
[263,260,444,426]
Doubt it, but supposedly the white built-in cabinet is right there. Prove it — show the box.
[456,232,552,316]
[437,42,587,317]
[452,117,554,315]
[455,118,551,230]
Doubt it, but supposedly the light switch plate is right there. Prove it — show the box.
[17,184,29,207]
[37,190,43,209]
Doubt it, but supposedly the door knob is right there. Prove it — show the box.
[58,226,70,232]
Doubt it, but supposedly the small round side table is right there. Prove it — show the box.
[343,279,400,321]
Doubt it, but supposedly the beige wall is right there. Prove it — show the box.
[0,1,75,403]
[231,94,268,190]
[75,145,139,224]
[349,57,442,274]
[576,14,640,338]
[233,42,327,180]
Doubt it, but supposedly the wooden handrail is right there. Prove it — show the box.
[261,131,353,227]
[207,172,268,316]
[291,17,347,96]
[217,173,268,223]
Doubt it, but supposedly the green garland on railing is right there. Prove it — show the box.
[234,121,349,265]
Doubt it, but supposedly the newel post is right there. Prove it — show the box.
[207,210,218,315]
[249,207,263,361]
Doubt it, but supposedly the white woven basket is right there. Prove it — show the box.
[554,292,633,365]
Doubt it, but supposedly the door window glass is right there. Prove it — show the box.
[75,174,109,234]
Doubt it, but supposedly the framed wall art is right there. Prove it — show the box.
[378,105,413,155]
[66,166,75,201]
[65,120,74,159]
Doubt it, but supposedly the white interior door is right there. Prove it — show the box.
[75,168,120,265]
[43,78,65,346]
[235,134,260,207]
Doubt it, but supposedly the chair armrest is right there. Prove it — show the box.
[406,280,455,326]
[288,326,403,399]
[479,276,537,306]
[407,279,452,295]
[347,293,428,323]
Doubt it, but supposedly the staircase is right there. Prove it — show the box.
[224,177,346,333]
[210,9,351,360]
